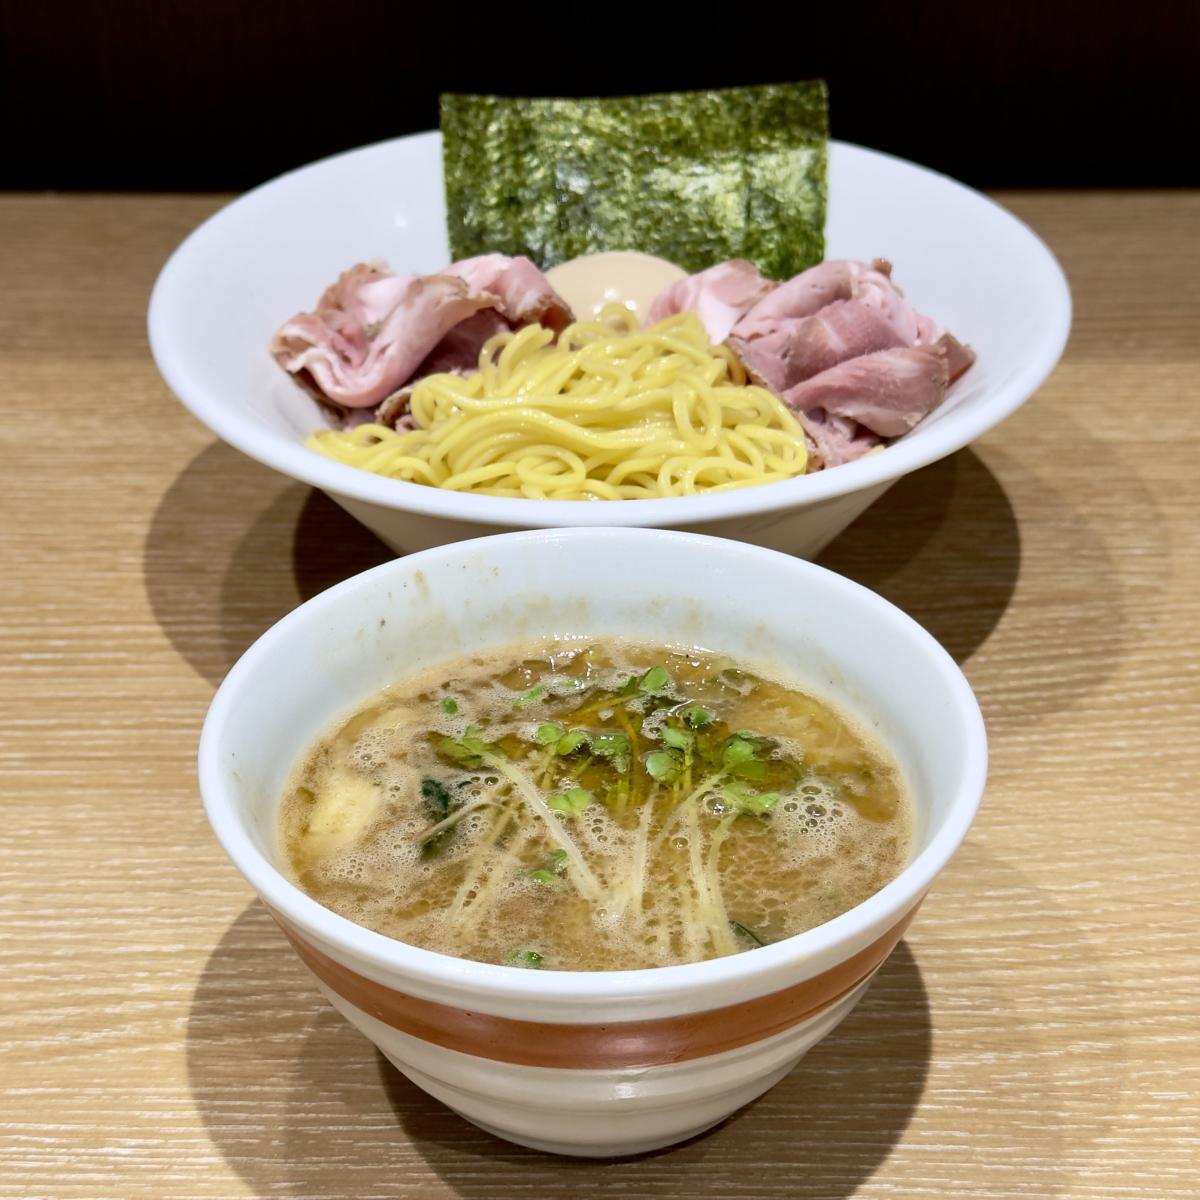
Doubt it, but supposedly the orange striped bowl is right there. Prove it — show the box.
[199,529,986,1156]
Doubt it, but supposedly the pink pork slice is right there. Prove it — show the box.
[729,298,911,395]
[796,409,883,468]
[272,255,575,416]
[447,254,574,333]
[270,264,495,409]
[646,260,776,343]
[374,309,512,429]
[731,260,864,338]
[783,343,953,439]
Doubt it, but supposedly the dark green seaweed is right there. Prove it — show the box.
[440,83,828,279]
[419,777,460,859]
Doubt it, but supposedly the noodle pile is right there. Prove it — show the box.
[308,306,809,499]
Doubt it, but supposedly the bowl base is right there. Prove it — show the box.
[383,1048,801,1159]
[459,1111,728,1159]
[328,480,895,560]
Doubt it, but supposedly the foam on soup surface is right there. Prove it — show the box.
[281,641,912,971]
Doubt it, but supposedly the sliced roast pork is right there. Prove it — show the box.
[796,409,883,468]
[271,265,495,409]
[412,308,513,378]
[446,254,574,332]
[272,255,574,421]
[731,258,933,343]
[730,260,863,338]
[729,298,910,394]
[782,332,973,466]
[646,260,775,343]
[783,343,952,439]
[937,332,976,384]
[645,256,976,470]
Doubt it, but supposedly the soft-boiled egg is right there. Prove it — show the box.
[545,251,687,322]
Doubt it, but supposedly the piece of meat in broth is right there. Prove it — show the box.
[646,260,775,343]
[783,344,952,439]
[271,264,495,409]
[446,254,574,333]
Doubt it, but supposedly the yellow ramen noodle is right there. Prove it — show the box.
[308,307,809,498]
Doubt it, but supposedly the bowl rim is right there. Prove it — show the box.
[149,132,1071,528]
[198,527,988,1006]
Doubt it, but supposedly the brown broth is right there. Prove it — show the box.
[280,640,912,970]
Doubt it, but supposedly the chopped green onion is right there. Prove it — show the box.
[737,731,779,752]
[440,696,458,715]
[660,725,693,751]
[730,759,768,781]
[645,749,681,783]
[438,726,502,768]
[722,736,757,770]
[720,781,780,815]
[721,732,777,779]
[554,729,590,755]
[548,787,594,818]
[639,665,671,694]
[590,734,631,773]
[528,847,571,882]
[504,949,544,969]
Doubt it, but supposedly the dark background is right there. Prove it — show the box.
[2,0,1196,191]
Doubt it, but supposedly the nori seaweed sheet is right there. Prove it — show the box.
[441,83,827,280]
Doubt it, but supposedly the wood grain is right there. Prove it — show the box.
[1,192,1197,1199]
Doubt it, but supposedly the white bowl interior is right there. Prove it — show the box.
[152,134,1069,529]
[203,530,985,987]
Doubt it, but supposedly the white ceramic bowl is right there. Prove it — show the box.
[199,528,987,1156]
[149,133,1070,558]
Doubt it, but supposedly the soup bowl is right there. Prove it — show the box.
[199,528,987,1156]
[150,132,1070,558]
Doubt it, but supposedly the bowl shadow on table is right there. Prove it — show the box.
[145,439,1015,692]
[143,441,394,687]
[826,413,1164,726]
[817,446,1020,666]
[191,841,1121,1200]
[186,900,931,1200]
[384,947,931,1196]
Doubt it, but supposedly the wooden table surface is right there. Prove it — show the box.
[1,191,1198,1200]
